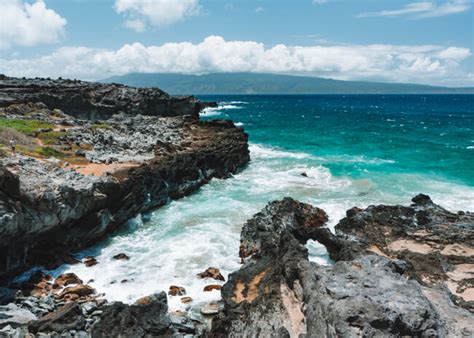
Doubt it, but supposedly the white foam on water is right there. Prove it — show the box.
[32,143,474,313]
[249,144,318,160]
[235,122,244,127]
[467,146,474,149]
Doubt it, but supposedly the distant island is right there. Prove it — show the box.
[102,72,474,95]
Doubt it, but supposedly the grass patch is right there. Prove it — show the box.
[36,146,66,158]
[0,118,54,135]
[91,123,112,129]
[38,131,68,145]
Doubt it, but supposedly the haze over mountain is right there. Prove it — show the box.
[102,73,474,95]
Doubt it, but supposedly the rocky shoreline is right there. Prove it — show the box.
[1,76,473,337]
[211,195,473,337]
[0,76,249,280]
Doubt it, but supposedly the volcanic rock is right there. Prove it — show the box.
[112,253,129,261]
[28,302,85,334]
[168,286,186,296]
[203,285,222,292]
[211,197,474,337]
[91,292,172,337]
[197,267,225,282]
[83,257,98,267]
[54,273,83,288]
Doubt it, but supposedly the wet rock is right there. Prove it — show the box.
[54,273,83,288]
[92,292,172,337]
[28,303,86,334]
[203,285,222,292]
[197,267,225,282]
[180,297,193,304]
[83,257,97,267]
[112,253,129,261]
[168,286,186,296]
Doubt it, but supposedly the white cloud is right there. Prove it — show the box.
[0,36,472,86]
[114,0,200,32]
[357,0,471,19]
[0,0,67,50]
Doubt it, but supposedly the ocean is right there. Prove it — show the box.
[37,94,474,313]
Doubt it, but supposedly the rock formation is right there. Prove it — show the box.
[211,197,474,337]
[0,75,205,119]
[0,76,249,279]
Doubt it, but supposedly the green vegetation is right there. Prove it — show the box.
[91,123,112,129]
[0,118,54,135]
[36,146,66,158]
[38,131,68,145]
[103,72,474,94]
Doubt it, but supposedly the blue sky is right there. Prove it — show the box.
[0,0,473,86]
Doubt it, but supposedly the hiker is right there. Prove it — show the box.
[10,139,16,154]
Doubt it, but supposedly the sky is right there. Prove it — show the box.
[0,0,473,86]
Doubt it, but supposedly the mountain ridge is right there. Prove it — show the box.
[101,72,474,95]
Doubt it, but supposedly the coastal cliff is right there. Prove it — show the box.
[0,76,249,279]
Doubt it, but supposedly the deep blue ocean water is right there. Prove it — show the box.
[201,94,474,186]
[40,95,474,312]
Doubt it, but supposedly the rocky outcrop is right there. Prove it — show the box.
[211,197,474,337]
[91,292,173,337]
[0,75,204,119]
[0,77,249,279]
[335,194,474,311]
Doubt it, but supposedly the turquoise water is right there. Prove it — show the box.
[51,95,473,312]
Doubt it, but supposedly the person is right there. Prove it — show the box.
[10,138,16,154]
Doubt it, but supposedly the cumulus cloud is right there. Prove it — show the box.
[0,0,67,49]
[358,0,471,19]
[0,36,471,86]
[114,0,200,32]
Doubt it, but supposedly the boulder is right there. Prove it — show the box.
[168,286,186,296]
[203,285,222,292]
[0,303,37,328]
[91,292,172,337]
[112,253,129,261]
[28,302,85,333]
[54,273,83,287]
[197,267,225,282]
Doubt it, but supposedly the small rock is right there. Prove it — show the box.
[168,286,186,296]
[112,253,129,260]
[203,284,222,292]
[200,303,219,316]
[83,257,97,267]
[180,297,193,304]
[197,267,225,281]
[300,172,308,177]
